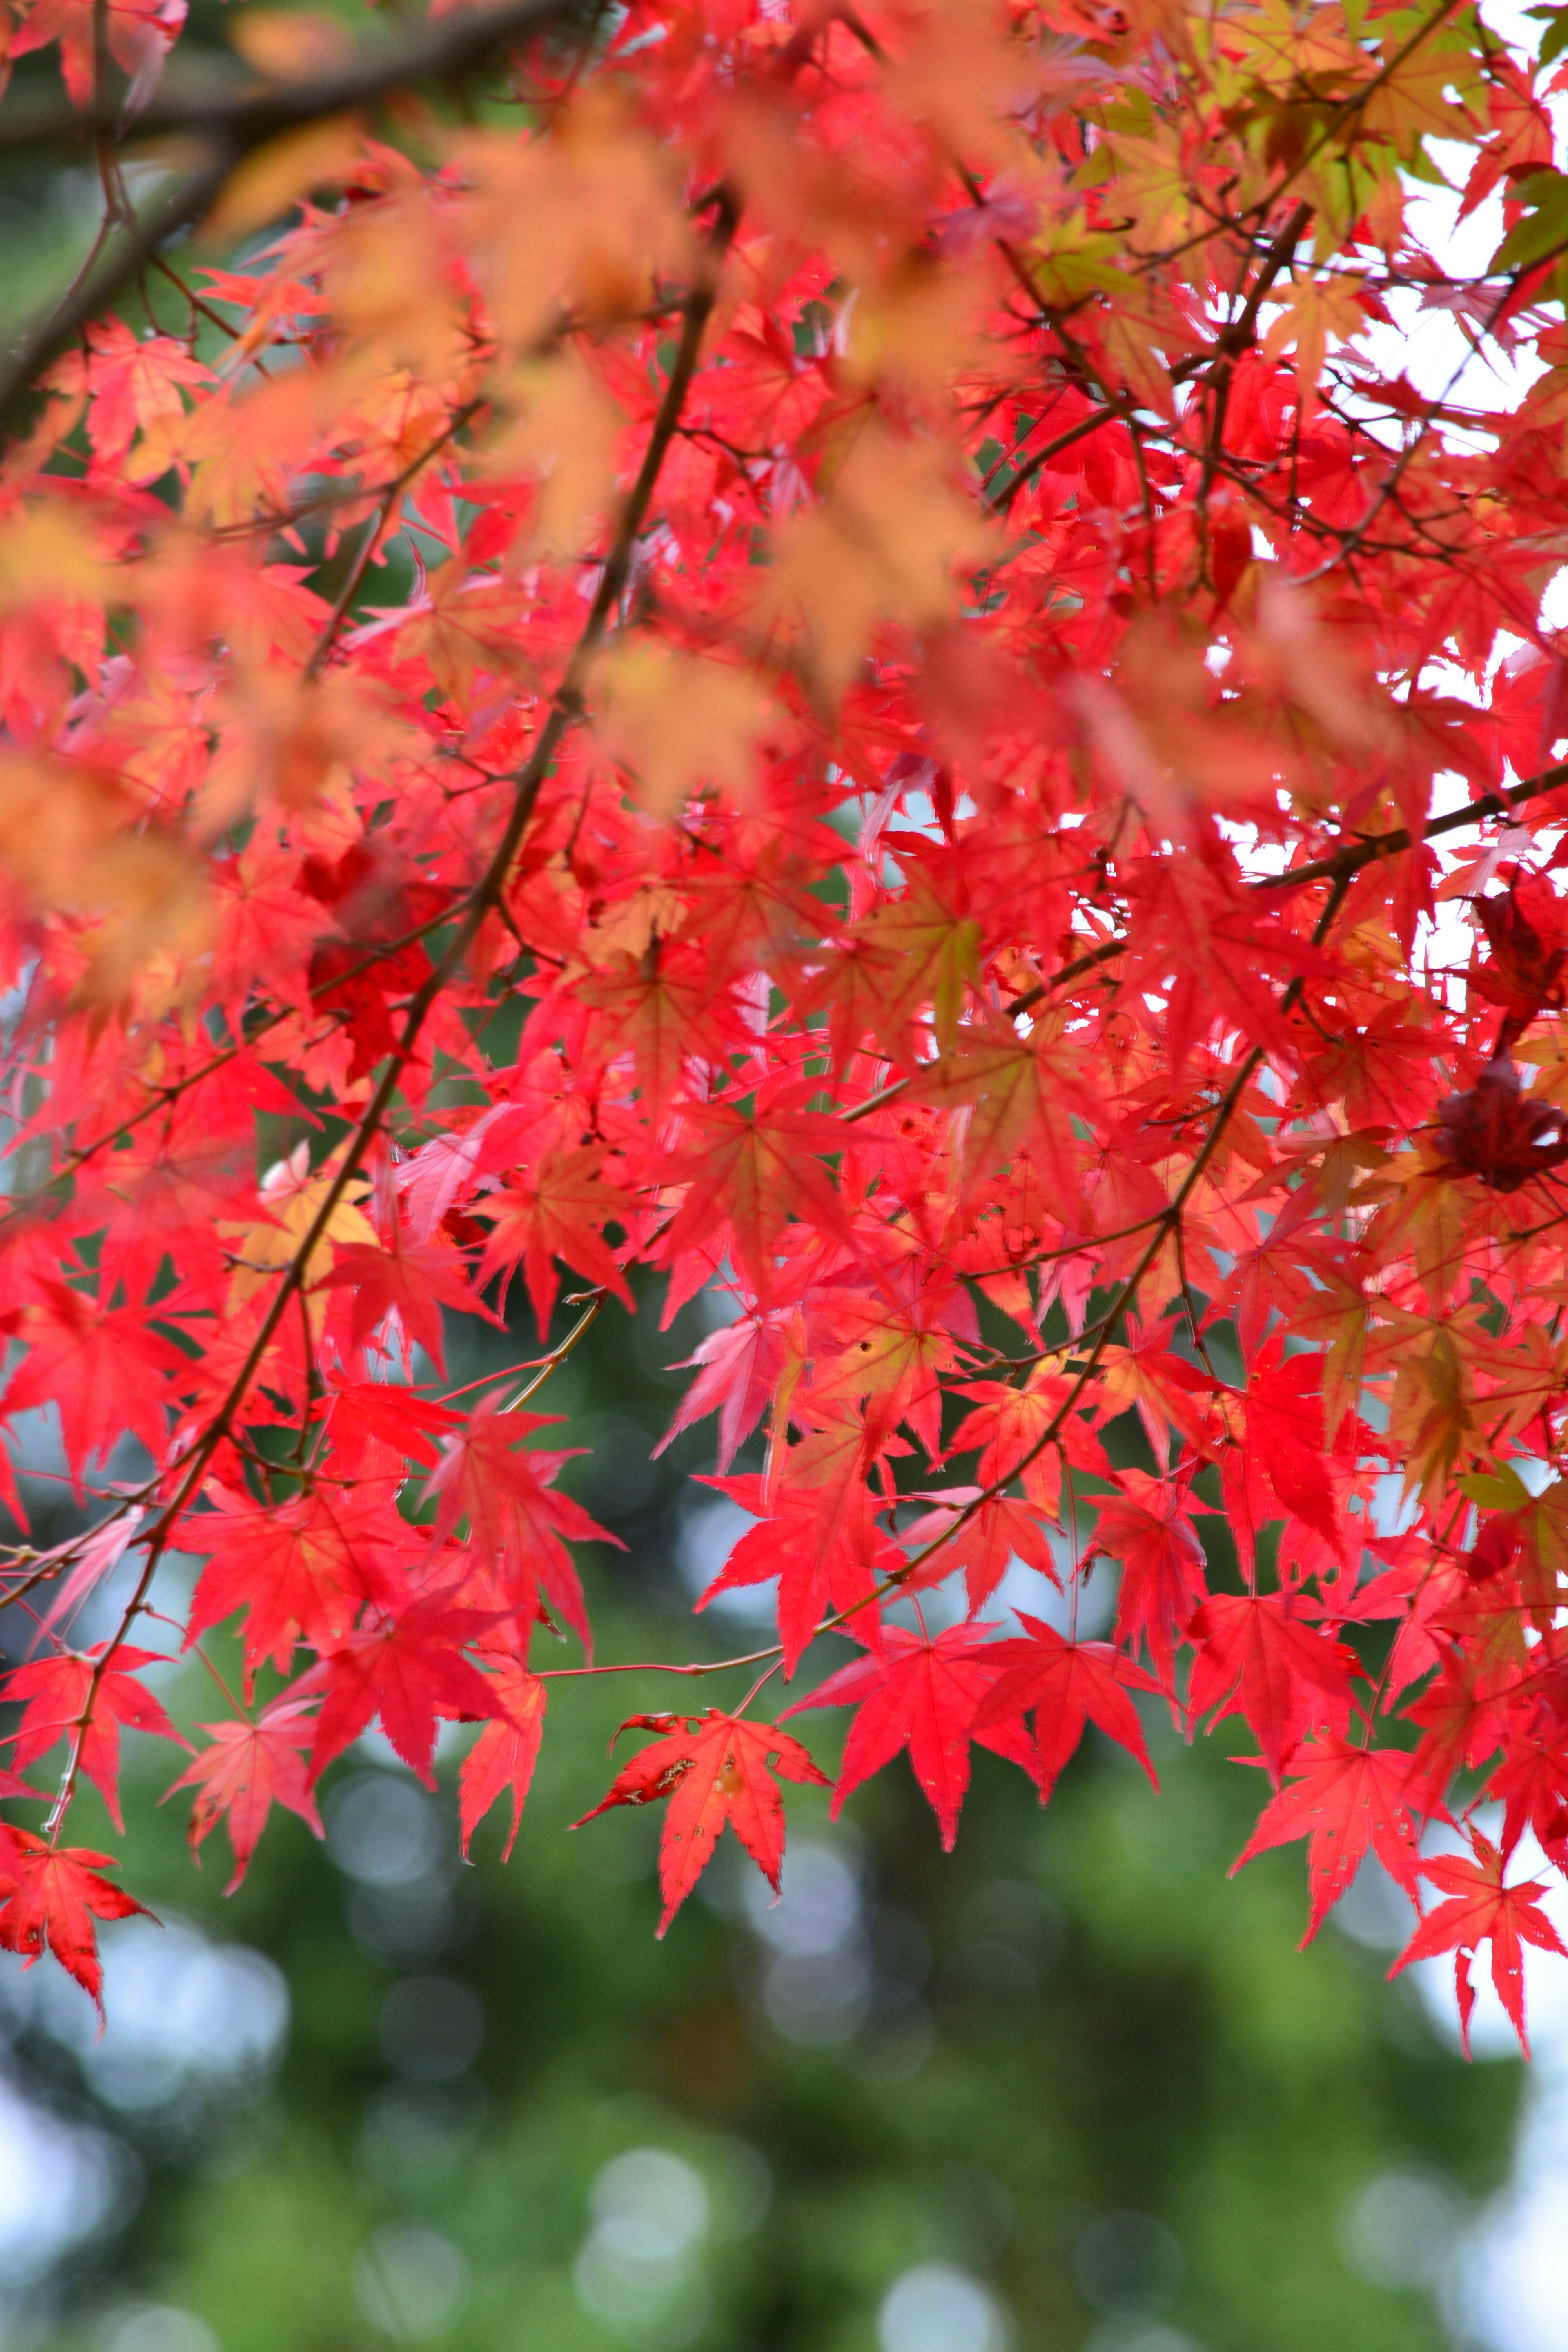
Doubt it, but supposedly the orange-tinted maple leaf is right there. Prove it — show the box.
[51,319,211,468]
[570,1708,828,1935]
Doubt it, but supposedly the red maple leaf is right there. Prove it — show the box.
[896,1489,1060,1615]
[1240,1344,1343,1556]
[7,1644,186,1831]
[474,1147,634,1336]
[51,318,210,467]
[1231,1733,1421,1945]
[185,1486,402,1688]
[1092,1470,1207,1683]
[162,1697,324,1894]
[1469,867,1568,1051]
[311,1592,501,1785]
[459,1657,548,1862]
[657,1082,859,1304]
[321,1381,461,1472]
[315,1232,490,1370]
[10,0,184,110]
[1400,1639,1510,1815]
[1186,1592,1361,1782]
[1432,1057,1568,1192]
[973,1613,1159,1801]
[1390,1830,1567,2057]
[695,1481,886,1677]
[570,1709,829,1934]
[784,1623,1018,1849]
[424,1399,618,1651]
[2,1282,187,1487]
[653,1309,793,1472]
[0,1832,154,2017]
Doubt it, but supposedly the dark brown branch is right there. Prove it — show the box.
[0,149,232,434]
[0,0,583,156]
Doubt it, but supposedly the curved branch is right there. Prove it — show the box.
[0,0,583,156]
[0,148,232,433]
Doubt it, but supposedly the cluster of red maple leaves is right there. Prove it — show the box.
[2,0,1568,2052]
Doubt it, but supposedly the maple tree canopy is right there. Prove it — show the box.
[4,0,1568,2054]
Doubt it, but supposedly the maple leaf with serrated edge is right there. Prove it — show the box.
[1389,1830,1567,2058]
[474,1148,634,1336]
[1094,1317,1213,1472]
[653,1310,793,1473]
[972,1614,1160,1801]
[570,1709,829,1935]
[423,1400,620,1653]
[910,1024,1088,1193]
[2,1283,187,1490]
[459,1656,548,1861]
[897,1490,1060,1615]
[162,1697,323,1894]
[693,1483,887,1678]
[321,1382,461,1473]
[7,0,1568,2061]
[1230,1734,1422,1946]
[946,1372,1111,1507]
[1187,1592,1362,1783]
[314,1232,492,1371]
[1241,1343,1344,1557]
[783,1624,1020,1849]
[1092,1470,1207,1685]
[657,1085,858,1306]
[7,1644,187,1833]
[0,1832,154,2018]
[310,1593,501,1786]
[51,319,211,467]
[1399,1639,1510,1815]
[185,1486,403,1690]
